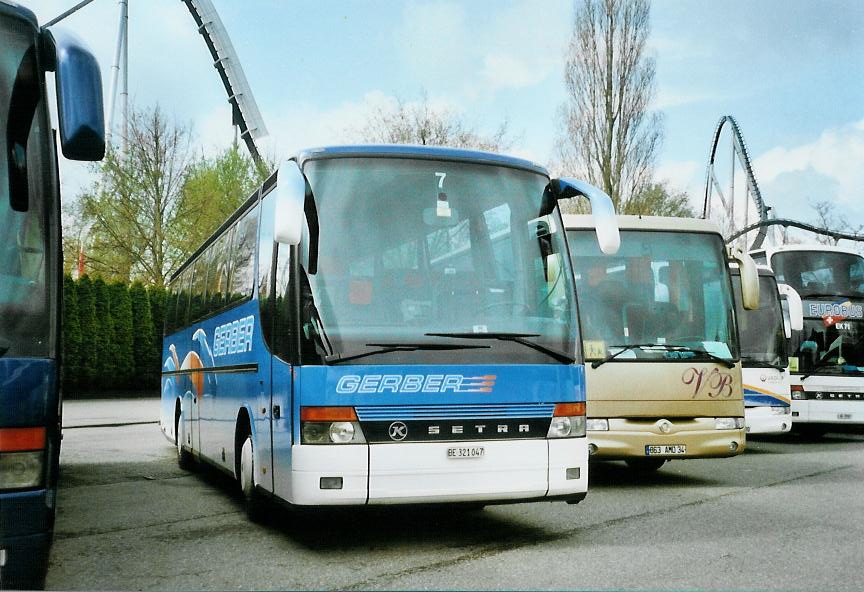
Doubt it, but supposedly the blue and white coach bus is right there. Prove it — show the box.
[752,244,864,434]
[731,265,802,434]
[0,2,104,588]
[160,145,619,513]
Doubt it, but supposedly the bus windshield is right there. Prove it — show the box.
[793,318,864,375]
[771,250,864,299]
[0,17,51,358]
[300,157,577,364]
[733,275,787,368]
[568,229,738,361]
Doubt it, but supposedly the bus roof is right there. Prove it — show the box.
[0,1,38,27]
[753,243,864,259]
[295,145,549,176]
[563,214,722,235]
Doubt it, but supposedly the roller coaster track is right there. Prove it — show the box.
[727,218,864,245]
[182,0,268,164]
[703,115,771,248]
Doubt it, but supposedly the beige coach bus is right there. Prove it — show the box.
[564,215,759,471]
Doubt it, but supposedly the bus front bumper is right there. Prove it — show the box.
[792,400,864,424]
[588,417,746,459]
[745,406,792,434]
[0,489,53,590]
[287,438,587,505]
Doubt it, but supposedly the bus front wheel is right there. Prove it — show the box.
[239,435,266,522]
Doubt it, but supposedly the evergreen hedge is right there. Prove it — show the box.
[62,275,166,395]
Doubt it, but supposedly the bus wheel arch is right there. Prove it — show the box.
[175,398,194,470]
[234,408,266,521]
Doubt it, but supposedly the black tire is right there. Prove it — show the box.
[175,408,194,471]
[625,458,666,472]
[239,434,267,522]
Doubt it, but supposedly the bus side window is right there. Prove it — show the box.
[227,205,260,305]
[164,277,179,335]
[175,269,193,330]
[206,231,231,315]
[189,254,209,322]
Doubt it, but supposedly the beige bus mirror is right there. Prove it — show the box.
[729,247,759,310]
[274,160,306,245]
[553,178,620,255]
[778,283,804,332]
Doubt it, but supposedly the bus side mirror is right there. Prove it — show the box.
[273,160,306,245]
[778,283,804,333]
[43,28,105,161]
[729,247,759,310]
[552,178,620,254]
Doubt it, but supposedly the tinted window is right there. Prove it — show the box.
[175,270,192,329]
[206,231,231,314]
[189,255,208,321]
[227,206,259,304]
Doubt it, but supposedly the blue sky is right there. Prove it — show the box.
[29,0,864,227]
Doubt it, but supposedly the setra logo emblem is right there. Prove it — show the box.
[388,422,408,441]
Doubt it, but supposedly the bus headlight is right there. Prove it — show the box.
[715,417,745,430]
[770,406,791,415]
[586,418,609,431]
[329,422,356,443]
[790,386,806,399]
[548,402,587,438]
[0,451,44,490]
[300,407,366,444]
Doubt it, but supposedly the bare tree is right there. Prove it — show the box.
[556,0,662,213]
[811,200,864,246]
[355,91,514,152]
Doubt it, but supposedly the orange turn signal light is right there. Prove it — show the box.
[300,406,358,421]
[553,402,586,417]
[0,427,47,452]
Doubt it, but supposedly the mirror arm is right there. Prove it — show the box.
[7,45,40,212]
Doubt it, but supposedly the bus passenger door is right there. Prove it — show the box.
[269,242,295,501]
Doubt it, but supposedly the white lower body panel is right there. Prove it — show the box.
[745,406,792,434]
[792,400,864,425]
[284,439,587,506]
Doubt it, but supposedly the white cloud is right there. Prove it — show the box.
[754,118,864,210]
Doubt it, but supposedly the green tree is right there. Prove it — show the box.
[109,282,135,389]
[76,276,98,390]
[92,278,115,389]
[75,105,273,286]
[62,275,82,392]
[621,182,694,217]
[148,286,167,388]
[129,282,155,387]
[179,143,271,253]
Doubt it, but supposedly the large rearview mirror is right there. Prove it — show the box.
[729,247,759,310]
[778,283,804,332]
[552,178,620,254]
[274,160,306,245]
[44,28,105,161]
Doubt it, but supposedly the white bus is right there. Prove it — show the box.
[731,265,802,434]
[752,245,864,434]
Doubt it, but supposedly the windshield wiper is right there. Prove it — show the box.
[426,332,576,364]
[801,356,844,381]
[664,344,735,369]
[590,343,660,369]
[740,357,786,370]
[325,342,489,365]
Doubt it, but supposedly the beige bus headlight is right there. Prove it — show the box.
[586,418,609,431]
[715,417,745,430]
